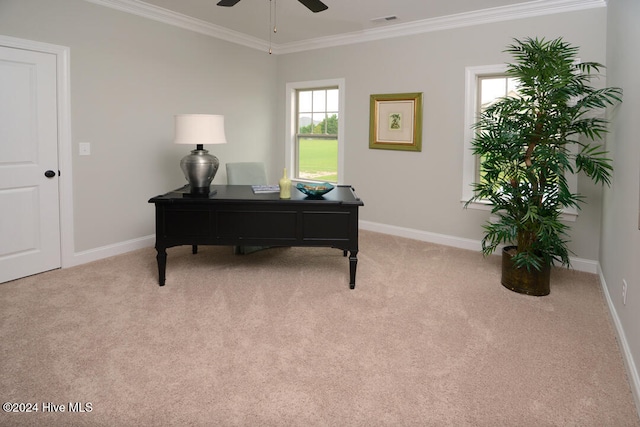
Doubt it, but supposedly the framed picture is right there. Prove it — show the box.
[369,92,423,151]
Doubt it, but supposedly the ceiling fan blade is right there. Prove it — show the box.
[297,0,328,13]
[217,0,241,7]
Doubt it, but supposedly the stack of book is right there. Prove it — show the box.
[251,185,280,194]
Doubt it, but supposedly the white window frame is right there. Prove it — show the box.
[461,64,578,220]
[285,78,345,184]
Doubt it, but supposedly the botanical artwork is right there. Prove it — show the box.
[389,113,402,130]
[369,93,422,151]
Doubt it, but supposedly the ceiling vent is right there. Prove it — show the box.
[371,15,398,24]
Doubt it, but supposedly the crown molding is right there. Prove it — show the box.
[275,0,606,54]
[83,0,268,51]
[84,0,606,55]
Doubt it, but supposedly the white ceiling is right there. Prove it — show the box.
[88,0,606,53]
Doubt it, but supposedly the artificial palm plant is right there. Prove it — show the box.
[466,37,622,295]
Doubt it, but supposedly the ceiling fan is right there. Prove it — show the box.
[217,0,328,13]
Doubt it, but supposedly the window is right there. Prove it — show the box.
[286,79,345,184]
[461,65,577,219]
[462,64,509,207]
[296,88,338,182]
[475,75,520,184]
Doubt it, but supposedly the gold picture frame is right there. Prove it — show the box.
[369,92,423,152]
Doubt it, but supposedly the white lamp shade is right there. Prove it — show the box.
[174,114,227,145]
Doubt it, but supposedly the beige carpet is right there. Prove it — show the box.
[1,230,638,426]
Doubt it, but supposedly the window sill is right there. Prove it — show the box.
[461,199,578,222]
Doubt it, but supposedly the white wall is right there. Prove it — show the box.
[0,0,277,253]
[602,0,640,411]
[0,0,609,264]
[276,8,608,264]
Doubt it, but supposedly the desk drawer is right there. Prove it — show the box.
[302,211,351,240]
[217,210,297,239]
[162,208,211,237]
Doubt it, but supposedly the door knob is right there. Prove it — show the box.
[44,170,56,178]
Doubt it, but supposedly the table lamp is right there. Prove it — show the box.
[174,114,227,195]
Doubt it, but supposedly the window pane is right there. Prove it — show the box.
[298,113,313,133]
[298,137,338,182]
[480,77,507,105]
[312,90,326,111]
[329,112,338,134]
[312,113,325,134]
[326,89,339,112]
[299,91,312,113]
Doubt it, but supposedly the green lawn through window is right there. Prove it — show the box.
[298,138,338,182]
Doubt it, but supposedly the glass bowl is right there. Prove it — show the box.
[296,182,335,198]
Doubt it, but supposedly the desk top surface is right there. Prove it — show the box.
[149,185,364,206]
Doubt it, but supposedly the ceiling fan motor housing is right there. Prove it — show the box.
[217,0,328,13]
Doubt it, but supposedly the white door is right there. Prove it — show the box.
[0,45,61,283]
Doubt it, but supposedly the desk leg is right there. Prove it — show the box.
[349,250,358,289]
[192,245,198,254]
[156,247,167,286]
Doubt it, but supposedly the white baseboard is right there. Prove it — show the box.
[597,265,640,416]
[65,223,599,274]
[360,220,482,252]
[66,235,155,268]
[359,220,598,274]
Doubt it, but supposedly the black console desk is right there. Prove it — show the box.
[149,185,364,289]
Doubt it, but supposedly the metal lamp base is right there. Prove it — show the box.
[180,147,219,195]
